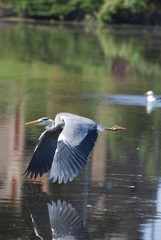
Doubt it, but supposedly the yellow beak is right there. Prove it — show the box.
[25,120,40,126]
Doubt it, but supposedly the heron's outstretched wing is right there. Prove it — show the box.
[49,115,98,183]
[24,124,63,179]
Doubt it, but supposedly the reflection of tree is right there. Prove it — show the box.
[111,57,131,82]
[1,24,161,116]
[0,98,25,209]
[98,28,161,92]
[97,100,161,178]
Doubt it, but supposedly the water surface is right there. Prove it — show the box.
[0,22,161,240]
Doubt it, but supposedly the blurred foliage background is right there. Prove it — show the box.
[0,0,161,24]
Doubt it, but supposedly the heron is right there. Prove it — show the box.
[24,112,125,184]
[145,90,161,103]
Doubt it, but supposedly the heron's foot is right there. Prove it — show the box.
[106,125,126,131]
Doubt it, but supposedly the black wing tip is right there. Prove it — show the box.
[22,168,39,179]
[22,159,50,180]
[22,166,50,180]
[21,169,29,178]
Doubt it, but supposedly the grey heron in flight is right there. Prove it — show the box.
[24,112,125,184]
[145,90,161,103]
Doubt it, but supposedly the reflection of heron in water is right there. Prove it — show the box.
[24,183,88,240]
[48,200,87,240]
[24,112,125,184]
[145,91,161,114]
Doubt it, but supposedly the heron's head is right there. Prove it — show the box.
[145,90,154,96]
[25,117,54,129]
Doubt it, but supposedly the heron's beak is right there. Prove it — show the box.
[25,120,40,126]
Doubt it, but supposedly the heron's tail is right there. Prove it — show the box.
[97,124,105,132]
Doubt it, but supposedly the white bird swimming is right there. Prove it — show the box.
[24,112,125,184]
[145,90,161,103]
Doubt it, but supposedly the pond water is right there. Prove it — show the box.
[0,22,161,240]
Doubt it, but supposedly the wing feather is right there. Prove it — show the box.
[49,115,98,183]
[23,124,63,179]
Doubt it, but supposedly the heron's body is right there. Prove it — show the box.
[24,112,124,184]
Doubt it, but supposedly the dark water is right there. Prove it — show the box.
[0,22,161,240]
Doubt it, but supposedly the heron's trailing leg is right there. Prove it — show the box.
[106,125,126,131]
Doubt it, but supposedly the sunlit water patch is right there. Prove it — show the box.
[141,178,161,240]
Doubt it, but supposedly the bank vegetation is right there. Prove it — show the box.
[0,0,161,25]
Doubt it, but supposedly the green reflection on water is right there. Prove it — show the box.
[0,23,161,176]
